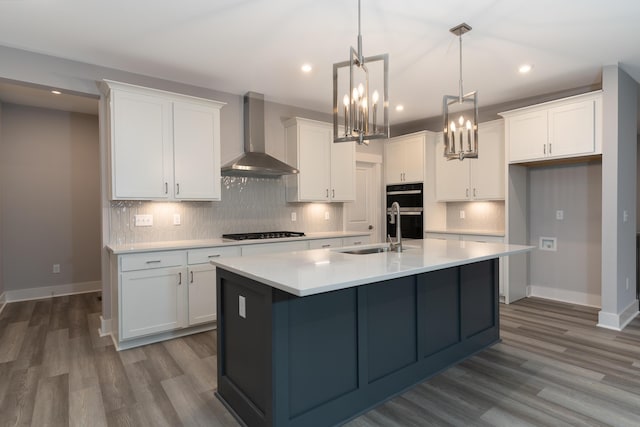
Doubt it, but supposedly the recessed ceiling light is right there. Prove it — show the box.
[518,64,533,74]
[301,63,312,73]
[51,90,62,95]
[395,105,404,112]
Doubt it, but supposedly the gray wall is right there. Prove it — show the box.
[0,104,100,291]
[600,65,638,328]
[528,162,602,305]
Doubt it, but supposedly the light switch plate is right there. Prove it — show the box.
[291,212,297,221]
[556,210,564,220]
[134,214,153,227]
[173,213,181,225]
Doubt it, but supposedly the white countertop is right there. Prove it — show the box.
[211,238,532,297]
[106,231,370,254]
[425,229,506,237]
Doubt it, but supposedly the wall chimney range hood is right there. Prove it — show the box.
[221,92,299,177]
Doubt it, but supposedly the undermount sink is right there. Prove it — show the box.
[341,246,391,255]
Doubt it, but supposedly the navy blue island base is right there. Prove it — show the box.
[216,258,499,427]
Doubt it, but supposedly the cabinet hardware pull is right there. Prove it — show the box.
[332,189,335,198]
[473,188,477,197]
[543,144,546,154]
[466,188,469,197]
[326,189,329,197]
[549,143,552,154]
[178,272,182,285]
[176,183,180,194]
[322,244,331,248]
[190,271,194,283]
[165,182,168,194]
[353,241,362,245]
[146,260,161,264]
[208,254,221,258]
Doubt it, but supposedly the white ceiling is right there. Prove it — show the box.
[0,0,639,122]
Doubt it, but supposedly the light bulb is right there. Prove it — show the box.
[361,97,367,109]
[352,87,359,101]
[458,115,464,126]
[466,120,471,130]
[358,83,364,97]
[450,121,456,132]
[372,90,379,104]
[343,94,349,107]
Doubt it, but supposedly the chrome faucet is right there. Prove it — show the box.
[387,201,403,252]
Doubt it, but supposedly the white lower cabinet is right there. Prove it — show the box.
[119,251,188,340]
[187,246,241,326]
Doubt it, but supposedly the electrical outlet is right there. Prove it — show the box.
[539,237,557,251]
[53,264,60,274]
[134,214,153,227]
[324,211,330,221]
[623,210,629,223]
[459,210,465,219]
[291,212,297,222]
[173,213,181,225]
[556,210,564,220]
[239,295,246,318]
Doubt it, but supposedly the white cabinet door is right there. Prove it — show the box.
[385,133,425,184]
[111,90,173,199]
[435,132,470,201]
[300,121,331,201]
[173,101,221,200]
[471,120,505,200]
[402,135,425,183]
[330,140,356,201]
[285,118,355,202]
[507,110,547,163]
[187,263,217,326]
[120,266,187,339]
[548,99,595,159]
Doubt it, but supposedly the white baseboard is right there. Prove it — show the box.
[4,280,102,303]
[598,299,640,331]
[527,284,601,308]
[99,315,112,336]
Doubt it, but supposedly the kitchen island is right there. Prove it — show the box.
[211,239,532,427]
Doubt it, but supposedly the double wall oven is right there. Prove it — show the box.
[386,183,424,239]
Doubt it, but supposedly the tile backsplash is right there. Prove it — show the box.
[109,177,343,244]
[445,201,505,231]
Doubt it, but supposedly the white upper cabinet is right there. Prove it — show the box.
[384,132,425,184]
[285,117,355,202]
[102,80,225,201]
[435,120,505,201]
[501,91,602,164]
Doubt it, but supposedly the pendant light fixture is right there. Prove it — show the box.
[333,0,389,145]
[443,23,478,160]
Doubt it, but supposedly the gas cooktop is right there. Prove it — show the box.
[222,231,306,241]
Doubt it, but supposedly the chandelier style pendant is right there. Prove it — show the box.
[333,0,389,145]
[443,23,478,160]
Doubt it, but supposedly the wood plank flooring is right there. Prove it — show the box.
[1,293,639,426]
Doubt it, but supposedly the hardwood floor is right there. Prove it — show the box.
[1,293,639,426]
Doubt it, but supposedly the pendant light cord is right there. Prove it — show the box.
[357,0,363,62]
[458,34,464,103]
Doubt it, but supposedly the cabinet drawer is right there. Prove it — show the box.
[188,246,241,265]
[309,238,343,249]
[121,251,186,272]
[342,236,371,246]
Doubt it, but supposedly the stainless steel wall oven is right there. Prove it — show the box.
[386,183,423,239]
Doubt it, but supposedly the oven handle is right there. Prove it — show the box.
[386,209,423,216]
[386,190,422,196]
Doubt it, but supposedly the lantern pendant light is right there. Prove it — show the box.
[333,0,389,145]
[443,23,478,160]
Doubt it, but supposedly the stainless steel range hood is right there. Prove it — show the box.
[221,92,299,177]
